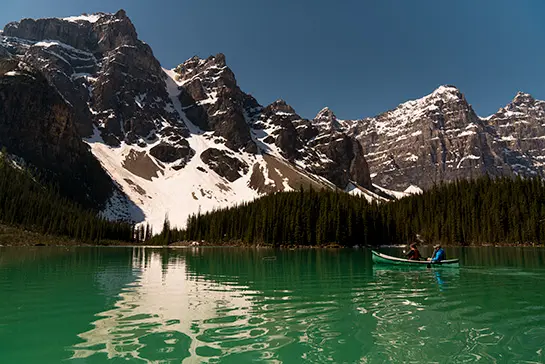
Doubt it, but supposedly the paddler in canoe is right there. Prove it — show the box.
[371,244,459,266]
[405,243,422,260]
[428,244,446,263]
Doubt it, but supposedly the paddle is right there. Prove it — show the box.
[427,261,442,268]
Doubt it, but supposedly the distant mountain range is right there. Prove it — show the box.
[1,10,543,228]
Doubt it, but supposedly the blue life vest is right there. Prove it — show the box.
[432,248,446,262]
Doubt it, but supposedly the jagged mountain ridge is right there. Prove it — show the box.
[2,10,543,229]
[0,10,375,229]
[487,92,545,166]
[335,86,543,191]
[172,53,372,189]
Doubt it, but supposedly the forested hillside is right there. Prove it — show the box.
[169,177,545,246]
[0,152,134,243]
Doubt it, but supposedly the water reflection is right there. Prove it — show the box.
[61,247,545,363]
[0,247,137,364]
[72,249,262,362]
[69,248,379,363]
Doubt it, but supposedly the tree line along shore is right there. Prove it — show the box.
[2,149,545,248]
[0,152,133,245]
[153,176,545,247]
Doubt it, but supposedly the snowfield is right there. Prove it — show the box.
[85,69,264,229]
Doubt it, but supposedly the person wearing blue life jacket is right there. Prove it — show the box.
[429,244,446,262]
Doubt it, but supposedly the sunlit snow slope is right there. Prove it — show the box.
[84,69,335,229]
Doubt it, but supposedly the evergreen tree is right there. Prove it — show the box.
[0,153,134,243]
[177,177,545,247]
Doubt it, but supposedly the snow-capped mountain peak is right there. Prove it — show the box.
[510,91,537,107]
[429,84,461,98]
[312,107,342,131]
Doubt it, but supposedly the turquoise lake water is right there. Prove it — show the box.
[1,246,544,363]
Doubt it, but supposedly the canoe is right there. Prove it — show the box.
[371,250,460,267]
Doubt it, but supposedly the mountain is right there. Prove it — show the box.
[342,86,542,191]
[0,59,115,209]
[2,10,544,230]
[487,92,545,170]
[0,10,373,229]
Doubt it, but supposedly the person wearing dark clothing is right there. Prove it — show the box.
[405,243,421,260]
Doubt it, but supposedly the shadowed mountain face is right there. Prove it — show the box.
[247,100,372,189]
[0,70,114,208]
[175,54,257,153]
[1,9,543,226]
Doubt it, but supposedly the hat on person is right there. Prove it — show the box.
[433,244,441,249]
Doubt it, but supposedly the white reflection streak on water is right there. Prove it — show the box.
[71,248,263,363]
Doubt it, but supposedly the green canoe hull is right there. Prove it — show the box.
[371,250,460,267]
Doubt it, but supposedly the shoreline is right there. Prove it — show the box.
[1,225,544,248]
[2,240,544,249]
[0,224,130,247]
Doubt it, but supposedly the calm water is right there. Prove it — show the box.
[1,247,545,363]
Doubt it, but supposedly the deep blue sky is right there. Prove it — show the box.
[2,0,544,119]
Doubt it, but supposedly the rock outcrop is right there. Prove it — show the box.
[175,54,256,153]
[149,141,194,165]
[200,148,249,182]
[3,10,190,149]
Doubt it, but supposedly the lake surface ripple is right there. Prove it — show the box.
[1,246,544,363]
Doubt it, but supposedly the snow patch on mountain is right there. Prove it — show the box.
[346,183,388,202]
[404,185,423,194]
[346,182,421,202]
[86,126,261,230]
[63,14,103,23]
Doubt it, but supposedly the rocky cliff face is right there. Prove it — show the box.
[487,92,545,172]
[175,54,256,153]
[342,86,539,191]
[307,108,372,188]
[249,100,372,188]
[3,10,188,149]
